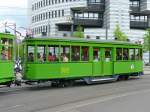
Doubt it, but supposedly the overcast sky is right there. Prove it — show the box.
[0,0,27,34]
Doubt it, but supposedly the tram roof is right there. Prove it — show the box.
[23,37,142,46]
[0,33,15,39]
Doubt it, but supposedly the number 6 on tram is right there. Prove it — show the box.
[22,38,143,85]
[0,33,15,86]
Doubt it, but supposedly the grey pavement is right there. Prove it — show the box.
[0,74,150,112]
[144,66,150,75]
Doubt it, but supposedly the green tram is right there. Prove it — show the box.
[22,38,143,85]
[0,33,15,86]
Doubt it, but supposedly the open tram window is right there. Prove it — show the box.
[27,46,34,62]
[71,46,80,61]
[93,48,100,62]
[81,47,89,61]
[60,46,70,62]
[1,46,8,61]
[123,48,129,60]
[37,46,46,62]
[1,38,9,45]
[48,46,59,62]
[8,47,12,60]
[129,49,135,60]
[135,49,139,60]
[116,48,122,61]
[105,48,111,62]
[140,49,142,60]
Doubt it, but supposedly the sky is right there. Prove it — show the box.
[0,0,28,36]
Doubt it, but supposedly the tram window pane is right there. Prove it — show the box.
[1,46,8,61]
[135,49,139,60]
[1,38,9,45]
[140,49,142,60]
[8,47,12,60]
[37,46,46,62]
[129,49,135,60]
[1,38,13,45]
[116,48,122,61]
[93,48,100,62]
[105,48,111,62]
[27,46,34,62]
[48,46,59,62]
[60,46,70,62]
[81,47,89,61]
[123,48,129,60]
[71,46,80,61]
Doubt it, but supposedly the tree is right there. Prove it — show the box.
[143,28,150,64]
[113,25,128,41]
[73,25,84,38]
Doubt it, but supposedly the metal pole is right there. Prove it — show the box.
[14,23,17,61]
[105,12,108,40]
[148,16,150,65]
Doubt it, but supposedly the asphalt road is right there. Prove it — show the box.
[0,74,150,112]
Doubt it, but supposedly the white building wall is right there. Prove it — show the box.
[29,0,87,37]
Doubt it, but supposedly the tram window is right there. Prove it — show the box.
[105,48,111,62]
[129,49,135,60]
[140,49,142,60]
[71,46,80,61]
[93,48,100,62]
[37,46,46,62]
[48,46,59,62]
[1,46,8,60]
[135,49,139,60]
[60,46,70,62]
[123,48,129,60]
[1,38,9,45]
[8,47,12,60]
[116,48,122,61]
[27,46,34,62]
[81,47,89,61]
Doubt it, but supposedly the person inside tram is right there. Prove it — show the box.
[105,50,111,62]
[28,52,34,62]
[123,51,128,60]
[43,53,46,62]
[72,47,80,61]
[48,52,54,62]
[62,53,68,62]
[94,55,99,62]
[37,53,43,62]
[1,47,7,60]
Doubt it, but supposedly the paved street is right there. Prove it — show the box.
[0,71,150,112]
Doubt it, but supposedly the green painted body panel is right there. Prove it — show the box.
[92,62,102,76]
[114,61,143,74]
[102,62,113,75]
[0,62,14,83]
[25,63,92,80]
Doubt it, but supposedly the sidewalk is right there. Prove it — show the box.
[144,66,150,75]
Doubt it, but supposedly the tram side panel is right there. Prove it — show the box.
[24,63,93,80]
[0,62,14,84]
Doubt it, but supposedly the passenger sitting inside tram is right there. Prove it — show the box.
[48,52,55,61]
[1,47,7,60]
[94,55,99,62]
[62,53,68,62]
[28,52,34,62]
[37,53,43,62]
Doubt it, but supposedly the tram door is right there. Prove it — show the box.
[102,48,113,76]
[92,48,102,76]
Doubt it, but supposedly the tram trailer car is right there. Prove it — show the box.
[22,38,143,85]
[0,33,15,86]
